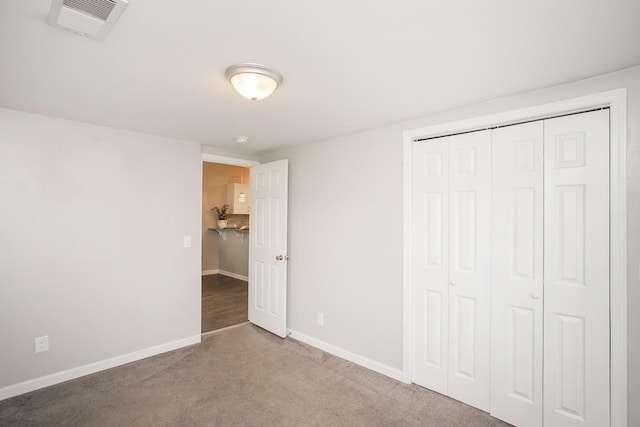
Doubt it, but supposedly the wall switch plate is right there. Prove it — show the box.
[35,336,49,353]
[183,235,192,248]
[317,312,324,326]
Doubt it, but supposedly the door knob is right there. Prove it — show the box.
[531,291,540,299]
[276,255,289,261]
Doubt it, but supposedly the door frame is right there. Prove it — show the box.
[201,153,259,168]
[200,152,259,335]
[402,89,627,426]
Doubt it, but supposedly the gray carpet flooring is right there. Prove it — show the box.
[0,324,510,426]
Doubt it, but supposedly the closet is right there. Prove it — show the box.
[411,109,610,427]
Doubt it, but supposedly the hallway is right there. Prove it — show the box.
[201,274,248,333]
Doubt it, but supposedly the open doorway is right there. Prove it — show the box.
[201,161,251,333]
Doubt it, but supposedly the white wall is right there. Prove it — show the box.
[264,127,405,369]
[0,109,202,394]
[262,66,640,424]
[218,233,249,277]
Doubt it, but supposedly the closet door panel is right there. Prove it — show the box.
[490,122,544,427]
[447,131,491,412]
[412,138,449,394]
[543,109,610,427]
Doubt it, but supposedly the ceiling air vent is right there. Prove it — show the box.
[46,0,128,41]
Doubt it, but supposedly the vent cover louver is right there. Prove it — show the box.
[62,0,116,21]
[46,0,128,41]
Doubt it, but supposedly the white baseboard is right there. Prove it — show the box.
[218,270,248,281]
[287,330,403,382]
[201,269,248,282]
[0,335,201,401]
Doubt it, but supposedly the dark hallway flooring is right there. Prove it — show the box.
[201,274,248,333]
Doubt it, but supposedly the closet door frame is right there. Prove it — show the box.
[402,89,627,427]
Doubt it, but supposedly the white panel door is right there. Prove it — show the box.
[412,138,450,394]
[412,130,491,411]
[543,110,610,427]
[446,131,492,412]
[249,159,289,338]
[490,122,544,427]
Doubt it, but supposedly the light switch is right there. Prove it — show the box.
[183,235,192,248]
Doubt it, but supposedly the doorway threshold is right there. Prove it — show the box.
[201,321,251,337]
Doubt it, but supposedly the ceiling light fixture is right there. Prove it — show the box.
[235,136,249,144]
[225,63,283,101]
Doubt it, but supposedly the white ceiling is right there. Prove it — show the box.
[1,1,639,156]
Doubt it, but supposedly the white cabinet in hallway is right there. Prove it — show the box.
[227,183,250,214]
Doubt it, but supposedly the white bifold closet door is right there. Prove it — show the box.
[542,110,610,427]
[490,121,544,427]
[490,109,610,427]
[412,130,492,412]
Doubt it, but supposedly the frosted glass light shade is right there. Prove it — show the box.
[225,63,283,101]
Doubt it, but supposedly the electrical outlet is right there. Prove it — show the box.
[35,336,49,353]
[183,235,192,248]
[317,312,324,326]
